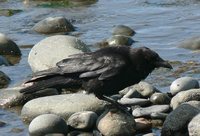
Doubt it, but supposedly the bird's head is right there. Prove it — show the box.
[130,47,172,71]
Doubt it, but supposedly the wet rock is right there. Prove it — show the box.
[150,93,171,105]
[112,25,136,37]
[161,104,200,136]
[67,111,98,130]
[29,114,68,136]
[122,87,143,98]
[132,81,159,98]
[118,97,150,106]
[0,56,10,66]
[0,71,10,88]
[170,77,199,95]
[132,105,170,117]
[184,100,200,110]
[33,17,74,34]
[28,35,90,72]
[97,109,136,136]
[179,36,200,50]
[0,86,58,108]
[150,112,168,120]
[68,131,93,136]
[188,113,200,136]
[170,89,200,109]
[21,93,104,122]
[0,33,21,56]
[143,133,156,136]
[0,120,6,127]
[135,118,152,132]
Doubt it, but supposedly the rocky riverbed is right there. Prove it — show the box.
[0,0,200,136]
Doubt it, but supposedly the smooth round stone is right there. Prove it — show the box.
[28,35,90,72]
[170,89,200,109]
[0,33,21,56]
[135,118,152,132]
[133,81,159,98]
[150,93,171,105]
[161,104,200,136]
[150,112,168,120]
[68,131,93,136]
[132,105,170,117]
[122,87,143,98]
[106,35,134,46]
[21,93,104,122]
[118,97,150,106]
[0,55,10,66]
[188,113,200,136]
[112,25,136,37]
[0,71,10,88]
[67,111,98,130]
[33,17,74,34]
[170,77,199,95]
[29,114,68,136]
[179,36,200,50]
[97,109,136,136]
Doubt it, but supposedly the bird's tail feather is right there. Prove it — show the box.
[20,76,81,94]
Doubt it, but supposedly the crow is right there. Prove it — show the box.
[20,46,172,109]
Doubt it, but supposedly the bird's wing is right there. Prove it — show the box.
[56,52,127,80]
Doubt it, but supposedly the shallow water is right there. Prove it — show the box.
[0,0,200,135]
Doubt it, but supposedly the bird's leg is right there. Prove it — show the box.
[95,94,130,114]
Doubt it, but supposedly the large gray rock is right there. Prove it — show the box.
[29,114,68,136]
[112,25,136,37]
[33,17,74,34]
[170,89,200,109]
[179,36,200,50]
[28,35,90,72]
[67,111,98,130]
[21,93,104,122]
[170,77,199,95]
[188,113,200,136]
[0,71,10,88]
[0,33,21,56]
[97,109,136,136]
[161,104,200,136]
[150,93,171,105]
[132,105,170,117]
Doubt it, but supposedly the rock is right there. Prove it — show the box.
[0,120,6,127]
[0,33,21,56]
[132,105,170,117]
[68,131,93,136]
[133,81,159,98]
[45,134,65,136]
[97,109,136,136]
[106,35,134,46]
[29,114,68,136]
[0,86,58,108]
[0,56,10,66]
[21,93,104,122]
[161,103,200,136]
[170,88,200,109]
[150,112,168,120]
[28,35,90,72]
[118,97,150,106]
[122,87,143,98]
[67,111,98,130]
[170,77,199,95]
[143,133,156,136]
[179,36,200,50]
[0,71,10,88]
[135,118,152,132]
[33,17,74,34]
[184,101,200,110]
[112,25,136,37]
[150,93,171,105]
[188,113,200,136]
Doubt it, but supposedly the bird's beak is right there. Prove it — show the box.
[155,58,173,69]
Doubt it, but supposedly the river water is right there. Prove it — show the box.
[0,0,200,135]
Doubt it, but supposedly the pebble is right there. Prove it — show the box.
[150,112,168,120]
[170,77,199,95]
[188,113,200,136]
[135,118,152,132]
[179,36,200,50]
[21,93,104,122]
[161,103,200,136]
[132,105,170,117]
[170,88,200,109]
[97,109,136,136]
[150,92,171,105]
[68,131,93,136]
[29,114,68,136]
[33,17,74,34]
[122,87,143,98]
[106,35,134,46]
[0,71,10,88]
[112,25,136,37]
[67,111,98,130]
[28,35,90,72]
[118,97,150,106]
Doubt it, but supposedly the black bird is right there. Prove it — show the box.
[20,46,172,108]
